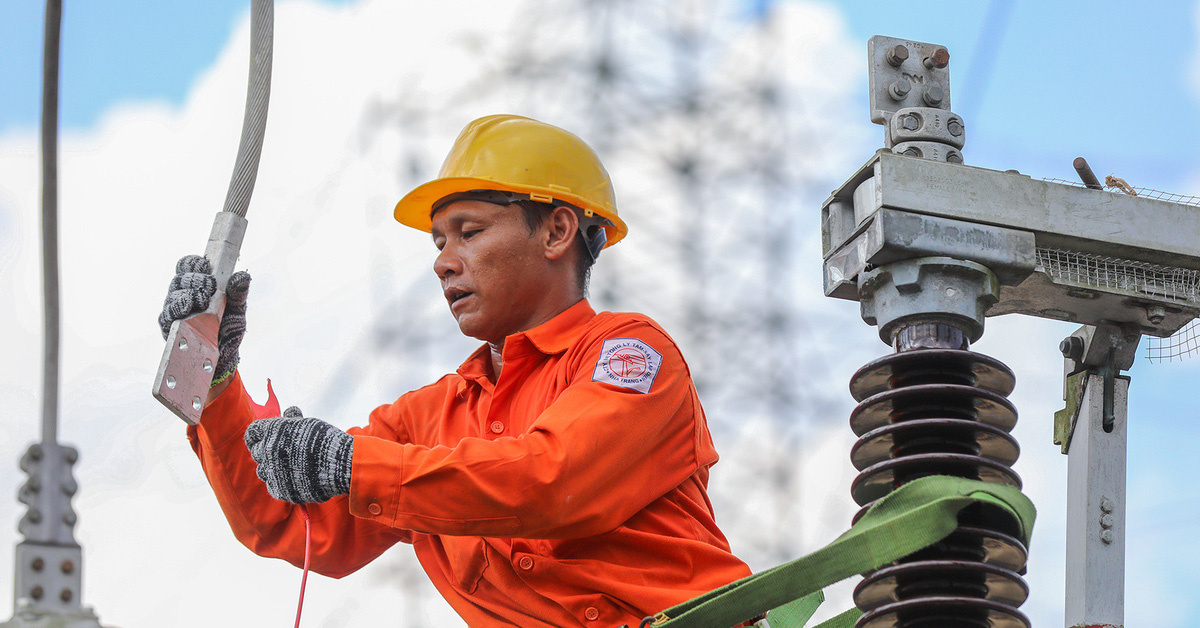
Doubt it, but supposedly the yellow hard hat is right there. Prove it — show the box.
[394,115,627,250]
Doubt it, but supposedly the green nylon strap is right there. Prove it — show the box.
[808,607,862,628]
[650,475,1035,628]
[762,591,823,627]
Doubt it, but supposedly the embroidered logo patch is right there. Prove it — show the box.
[592,338,663,393]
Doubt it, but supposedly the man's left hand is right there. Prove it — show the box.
[245,406,354,504]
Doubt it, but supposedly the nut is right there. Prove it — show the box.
[947,118,963,137]
[922,85,944,106]
[924,47,950,69]
[886,44,909,67]
[900,113,921,131]
[889,79,911,101]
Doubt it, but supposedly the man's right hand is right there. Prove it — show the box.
[158,255,252,391]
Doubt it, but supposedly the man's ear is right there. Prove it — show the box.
[544,205,579,261]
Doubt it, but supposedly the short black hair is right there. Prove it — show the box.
[514,200,594,295]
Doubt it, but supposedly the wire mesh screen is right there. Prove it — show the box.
[1042,178,1200,208]
[1040,178,1200,361]
[1147,319,1200,362]
[1036,248,1200,362]
[1036,248,1200,305]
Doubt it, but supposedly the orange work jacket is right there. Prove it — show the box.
[188,300,751,627]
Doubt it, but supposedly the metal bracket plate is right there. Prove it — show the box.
[152,212,247,424]
[868,36,952,129]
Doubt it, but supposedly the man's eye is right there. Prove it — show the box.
[462,229,481,240]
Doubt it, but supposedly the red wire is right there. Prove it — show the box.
[294,505,312,628]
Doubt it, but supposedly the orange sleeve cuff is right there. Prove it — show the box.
[189,372,256,453]
[349,434,403,527]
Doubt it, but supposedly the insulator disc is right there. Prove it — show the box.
[851,454,1023,506]
[846,509,1030,573]
[907,526,1028,573]
[851,419,1020,471]
[850,384,1017,437]
[856,595,1031,628]
[850,349,1016,402]
[853,560,1029,610]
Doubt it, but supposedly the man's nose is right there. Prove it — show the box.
[434,244,460,279]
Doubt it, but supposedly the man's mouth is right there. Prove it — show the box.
[445,287,473,306]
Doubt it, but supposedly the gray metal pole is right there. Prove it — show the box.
[4,1,105,625]
[39,0,61,448]
[1064,373,1127,627]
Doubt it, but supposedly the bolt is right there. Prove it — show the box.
[924,47,950,69]
[60,560,75,575]
[900,146,921,158]
[1100,514,1114,529]
[900,113,921,131]
[62,512,77,526]
[30,586,44,601]
[922,85,944,107]
[1146,304,1166,325]
[886,44,909,67]
[1100,496,1114,513]
[31,557,44,572]
[29,445,43,462]
[946,151,964,164]
[63,448,78,464]
[947,118,963,137]
[1100,529,1114,544]
[28,508,42,524]
[1059,336,1084,361]
[888,78,911,101]
[60,588,73,603]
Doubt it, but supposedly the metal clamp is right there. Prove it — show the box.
[152,212,248,424]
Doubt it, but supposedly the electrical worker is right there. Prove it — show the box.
[159,114,752,627]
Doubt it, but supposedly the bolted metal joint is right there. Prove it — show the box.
[891,141,963,164]
[857,257,1001,345]
[886,107,965,150]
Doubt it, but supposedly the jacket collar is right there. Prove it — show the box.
[520,299,596,355]
[456,299,597,383]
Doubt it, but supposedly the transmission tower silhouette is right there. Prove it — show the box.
[358,0,840,430]
[325,1,860,577]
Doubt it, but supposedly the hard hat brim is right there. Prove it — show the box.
[394,176,628,248]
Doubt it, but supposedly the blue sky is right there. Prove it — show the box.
[4,0,1197,195]
[2,0,1199,626]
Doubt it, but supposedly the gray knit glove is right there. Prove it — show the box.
[158,255,251,385]
[244,406,354,504]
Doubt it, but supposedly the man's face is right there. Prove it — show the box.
[430,200,558,344]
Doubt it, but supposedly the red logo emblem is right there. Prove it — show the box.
[607,348,648,378]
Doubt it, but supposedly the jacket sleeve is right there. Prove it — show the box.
[187,372,411,578]
[347,320,715,539]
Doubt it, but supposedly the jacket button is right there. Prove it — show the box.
[584,607,600,621]
[367,503,382,516]
[518,556,534,570]
[490,421,504,434]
